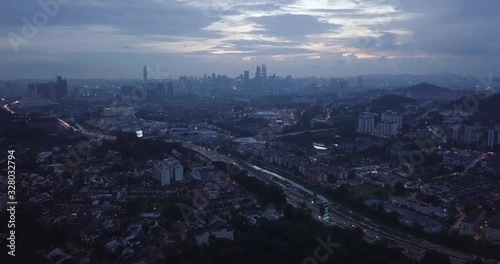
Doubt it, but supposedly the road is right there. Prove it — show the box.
[275,128,338,138]
[183,143,499,264]
[58,119,117,141]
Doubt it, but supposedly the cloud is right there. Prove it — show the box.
[1,0,500,78]
[249,14,340,38]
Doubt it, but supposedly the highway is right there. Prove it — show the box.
[183,143,499,264]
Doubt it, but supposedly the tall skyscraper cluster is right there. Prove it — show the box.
[254,64,268,80]
[27,76,68,102]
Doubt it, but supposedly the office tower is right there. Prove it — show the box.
[55,76,68,101]
[358,112,375,134]
[244,70,250,90]
[255,66,261,79]
[212,73,216,81]
[143,65,148,82]
[261,64,267,79]
[154,157,184,185]
[464,126,474,144]
[381,110,403,130]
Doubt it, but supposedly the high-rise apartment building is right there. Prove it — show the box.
[464,126,474,144]
[487,129,498,148]
[381,110,403,130]
[358,112,376,134]
[154,157,184,185]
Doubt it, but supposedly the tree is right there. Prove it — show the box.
[453,165,465,173]
[421,250,452,264]
[394,181,406,196]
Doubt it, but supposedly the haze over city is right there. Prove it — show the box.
[1,0,500,79]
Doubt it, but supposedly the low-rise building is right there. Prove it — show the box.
[485,216,500,243]
[459,210,485,235]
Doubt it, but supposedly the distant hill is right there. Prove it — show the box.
[393,82,452,94]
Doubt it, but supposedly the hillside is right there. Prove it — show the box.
[393,82,452,94]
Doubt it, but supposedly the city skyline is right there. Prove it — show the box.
[1,0,499,79]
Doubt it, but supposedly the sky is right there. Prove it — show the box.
[0,0,499,79]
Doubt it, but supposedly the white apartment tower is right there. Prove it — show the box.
[154,157,184,185]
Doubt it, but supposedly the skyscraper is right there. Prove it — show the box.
[255,66,261,79]
[261,64,267,79]
[244,70,250,90]
[55,76,68,101]
[143,65,148,83]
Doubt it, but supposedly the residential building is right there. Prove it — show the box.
[487,129,498,148]
[154,157,183,185]
[358,112,376,134]
[464,126,474,144]
[378,121,398,137]
[381,110,403,130]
